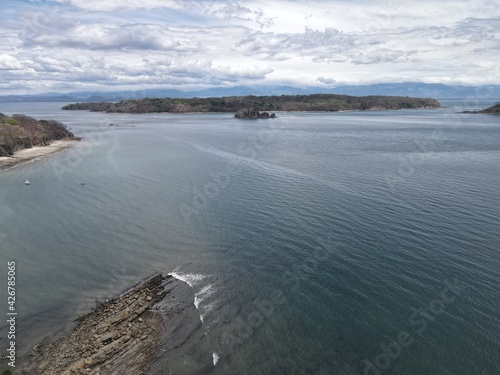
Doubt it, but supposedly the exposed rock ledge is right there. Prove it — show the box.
[17,274,209,375]
[234,107,277,119]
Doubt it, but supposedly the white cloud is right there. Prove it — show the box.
[256,0,500,33]
[316,76,336,85]
[0,54,23,70]
[61,24,200,51]
[0,0,498,93]
[54,0,186,11]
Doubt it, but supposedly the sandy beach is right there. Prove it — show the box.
[0,139,77,171]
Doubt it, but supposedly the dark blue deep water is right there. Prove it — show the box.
[0,101,499,374]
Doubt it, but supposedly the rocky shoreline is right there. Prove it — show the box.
[16,274,208,375]
[462,102,500,115]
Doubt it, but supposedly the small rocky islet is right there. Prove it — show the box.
[234,107,277,119]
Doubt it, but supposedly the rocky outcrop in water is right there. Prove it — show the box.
[234,107,277,119]
[17,274,209,375]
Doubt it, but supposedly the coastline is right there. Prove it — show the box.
[16,274,211,375]
[61,94,441,114]
[0,139,77,171]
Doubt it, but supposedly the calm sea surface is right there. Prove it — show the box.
[0,101,499,374]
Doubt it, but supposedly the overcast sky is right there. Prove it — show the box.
[1,0,499,94]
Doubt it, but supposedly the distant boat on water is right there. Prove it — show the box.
[24,179,30,185]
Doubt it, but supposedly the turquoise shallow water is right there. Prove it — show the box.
[0,101,499,374]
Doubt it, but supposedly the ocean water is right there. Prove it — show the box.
[0,101,499,374]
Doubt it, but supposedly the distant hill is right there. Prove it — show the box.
[1,83,499,102]
[61,94,441,114]
[0,114,75,156]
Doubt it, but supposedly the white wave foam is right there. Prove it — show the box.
[194,284,218,309]
[199,301,218,323]
[170,273,218,304]
[194,296,200,309]
[201,301,217,313]
[213,352,219,366]
[198,283,217,298]
[169,272,206,288]
[169,272,219,321]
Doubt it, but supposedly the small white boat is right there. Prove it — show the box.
[24,180,30,185]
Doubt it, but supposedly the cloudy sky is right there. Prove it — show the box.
[1,0,499,94]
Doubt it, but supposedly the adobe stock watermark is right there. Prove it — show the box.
[384,87,497,193]
[178,117,286,224]
[383,107,464,193]
[384,127,446,192]
[214,234,333,358]
[21,2,60,41]
[362,278,467,375]
[52,131,105,180]
[362,1,402,32]
[216,236,332,364]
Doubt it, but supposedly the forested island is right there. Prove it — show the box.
[0,114,76,157]
[463,102,500,115]
[62,94,441,114]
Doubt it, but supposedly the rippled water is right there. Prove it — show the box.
[0,101,499,374]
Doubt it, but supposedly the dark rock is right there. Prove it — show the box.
[234,107,259,119]
[234,107,276,119]
[16,273,208,375]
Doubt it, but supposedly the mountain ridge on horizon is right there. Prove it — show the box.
[1,82,500,102]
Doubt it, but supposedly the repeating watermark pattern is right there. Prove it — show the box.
[384,126,447,193]
[179,160,241,223]
[20,1,61,43]
[383,93,491,192]
[18,2,69,44]
[179,117,286,224]
[52,128,106,180]
[362,278,467,375]
[365,1,402,30]
[214,234,333,357]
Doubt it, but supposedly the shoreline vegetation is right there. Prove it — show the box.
[61,94,441,114]
[0,114,78,170]
[17,274,208,375]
